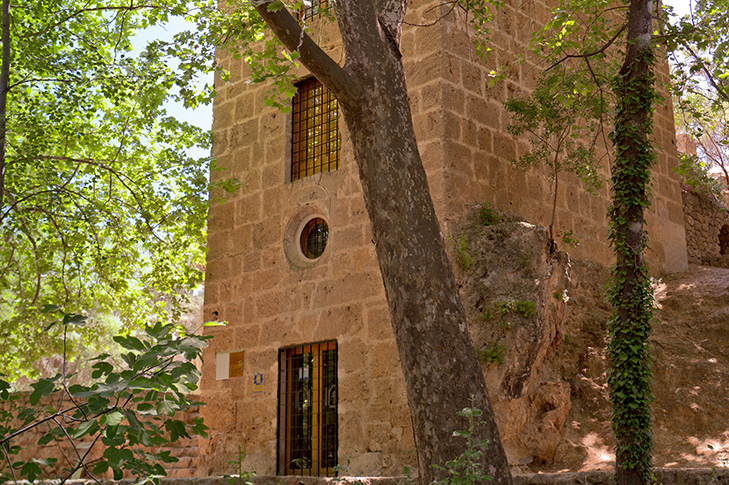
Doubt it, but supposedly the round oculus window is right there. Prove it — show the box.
[300,217,329,259]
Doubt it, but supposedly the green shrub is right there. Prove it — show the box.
[0,311,211,484]
[479,205,502,226]
[452,235,474,270]
[433,405,493,484]
[477,342,505,365]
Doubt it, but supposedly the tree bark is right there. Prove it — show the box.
[608,1,655,484]
[254,1,513,483]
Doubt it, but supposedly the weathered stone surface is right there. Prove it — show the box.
[682,189,729,265]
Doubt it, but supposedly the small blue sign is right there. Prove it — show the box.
[253,373,264,393]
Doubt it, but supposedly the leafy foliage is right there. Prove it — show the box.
[433,406,493,484]
[0,1,220,380]
[505,68,604,245]
[667,0,729,108]
[450,234,475,271]
[0,312,210,484]
[669,2,729,203]
[673,152,724,200]
[479,205,502,226]
[476,342,504,365]
[606,45,657,481]
[673,94,729,202]
[523,0,660,481]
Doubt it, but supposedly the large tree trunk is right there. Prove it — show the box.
[254,1,513,483]
[607,1,655,484]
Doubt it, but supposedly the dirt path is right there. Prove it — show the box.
[538,263,729,473]
[652,265,729,469]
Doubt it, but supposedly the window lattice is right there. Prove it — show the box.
[301,0,328,20]
[300,218,328,259]
[278,341,338,477]
[291,77,340,181]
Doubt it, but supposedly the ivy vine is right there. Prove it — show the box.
[606,46,657,482]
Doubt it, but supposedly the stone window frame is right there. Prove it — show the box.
[283,205,330,268]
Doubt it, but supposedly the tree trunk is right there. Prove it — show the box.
[607,1,655,484]
[254,1,513,483]
[0,0,10,210]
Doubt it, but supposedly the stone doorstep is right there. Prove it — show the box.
[49,468,729,485]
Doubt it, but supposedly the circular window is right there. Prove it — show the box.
[283,206,330,268]
[300,217,329,259]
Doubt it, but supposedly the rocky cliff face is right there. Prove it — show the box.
[453,208,576,469]
[452,206,729,474]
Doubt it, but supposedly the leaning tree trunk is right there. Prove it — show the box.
[254,1,513,483]
[607,1,655,484]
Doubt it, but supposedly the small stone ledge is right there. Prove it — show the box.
[513,468,729,484]
[45,469,729,485]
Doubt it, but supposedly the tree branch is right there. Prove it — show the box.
[51,416,102,485]
[547,23,627,71]
[0,0,9,212]
[19,4,179,41]
[251,2,360,104]
[1,442,17,484]
[402,1,457,28]
[682,44,729,104]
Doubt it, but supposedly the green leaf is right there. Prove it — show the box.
[33,457,57,467]
[133,352,159,372]
[0,379,10,400]
[113,335,146,352]
[37,433,56,445]
[157,399,178,417]
[165,419,190,441]
[92,460,109,475]
[137,402,156,415]
[40,304,60,314]
[104,411,124,427]
[20,461,41,482]
[91,361,114,379]
[73,419,98,439]
[63,313,87,326]
[29,379,55,405]
[203,320,227,327]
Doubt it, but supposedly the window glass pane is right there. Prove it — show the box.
[291,78,340,181]
[278,342,338,476]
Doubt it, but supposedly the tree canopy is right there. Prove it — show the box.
[0,0,218,381]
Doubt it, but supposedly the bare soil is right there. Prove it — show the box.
[546,263,729,473]
[453,209,729,474]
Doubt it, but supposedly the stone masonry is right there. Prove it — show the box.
[682,188,729,265]
[200,0,688,478]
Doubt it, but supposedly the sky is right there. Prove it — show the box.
[664,0,692,21]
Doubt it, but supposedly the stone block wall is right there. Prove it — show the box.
[201,0,689,479]
[682,189,729,264]
[426,1,687,273]
[200,11,420,477]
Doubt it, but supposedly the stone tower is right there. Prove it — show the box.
[198,0,687,477]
